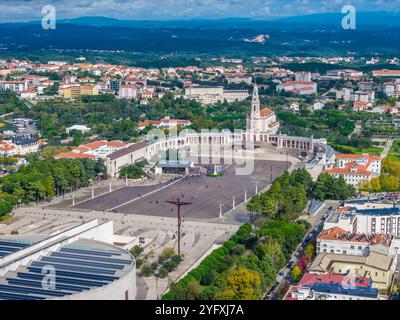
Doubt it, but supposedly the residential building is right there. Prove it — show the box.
[276,80,317,95]
[137,117,191,131]
[317,226,393,256]
[383,80,400,97]
[295,72,312,82]
[0,80,27,92]
[225,74,252,84]
[118,85,138,100]
[308,251,395,290]
[324,153,381,188]
[80,84,99,96]
[284,273,379,300]
[372,69,400,77]
[55,140,127,161]
[184,85,248,105]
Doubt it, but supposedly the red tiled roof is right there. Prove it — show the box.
[54,152,95,159]
[260,107,273,117]
[107,140,127,148]
[299,272,371,288]
[83,140,107,150]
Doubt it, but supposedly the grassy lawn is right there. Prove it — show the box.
[329,143,383,156]
[388,140,400,161]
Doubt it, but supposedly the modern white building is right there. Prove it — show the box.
[184,85,248,105]
[66,125,91,134]
[0,220,136,300]
[317,226,394,257]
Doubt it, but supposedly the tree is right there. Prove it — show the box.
[255,240,286,269]
[291,266,302,282]
[304,243,315,260]
[216,267,262,300]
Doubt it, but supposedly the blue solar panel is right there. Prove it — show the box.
[0,241,29,248]
[30,261,116,275]
[7,278,88,292]
[0,284,69,297]
[61,247,122,257]
[27,267,118,281]
[40,256,125,270]
[0,291,45,300]
[51,252,131,265]
[17,272,108,288]
[0,246,21,252]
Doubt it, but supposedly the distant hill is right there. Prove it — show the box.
[0,12,398,56]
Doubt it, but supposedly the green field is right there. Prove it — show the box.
[328,143,383,156]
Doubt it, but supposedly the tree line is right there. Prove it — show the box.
[0,158,106,217]
[162,220,309,300]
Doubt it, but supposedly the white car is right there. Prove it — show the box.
[395,268,399,273]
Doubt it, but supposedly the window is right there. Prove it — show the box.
[125,290,129,300]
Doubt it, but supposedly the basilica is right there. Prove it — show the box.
[245,85,280,142]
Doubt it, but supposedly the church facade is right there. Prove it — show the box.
[245,85,280,142]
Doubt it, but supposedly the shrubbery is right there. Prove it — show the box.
[162,220,309,300]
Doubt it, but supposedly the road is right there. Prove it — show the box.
[265,202,338,300]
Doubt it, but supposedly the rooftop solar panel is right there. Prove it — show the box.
[16,272,108,288]
[60,247,122,257]
[0,284,69,297]
[27,267,118,281]
[0,246,21,252]
[0,241,30,248]
[51,252,131,265]
[30,261,116,275]
[0,291,45,300]
[40,256,125,270]
[7,278,88,293]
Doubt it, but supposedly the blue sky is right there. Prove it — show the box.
[0,0,399,22]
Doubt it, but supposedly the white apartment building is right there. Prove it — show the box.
[223,90,249,103]
[118,85,138,100]
[295,72,312,82]
[324,202,400,241]
[184,85,248,105]
[383,81,400,97]
[0,80,28,93]
[351,90,375,103]
[317,226,393,256]
[324,154,381,188]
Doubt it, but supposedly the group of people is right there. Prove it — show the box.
[187,166,207,177]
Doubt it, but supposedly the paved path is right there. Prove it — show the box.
[381,137,394,160]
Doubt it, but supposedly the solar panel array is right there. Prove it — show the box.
[0,240,31,259]
[0,244,133,300]
[356,207,400,216]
